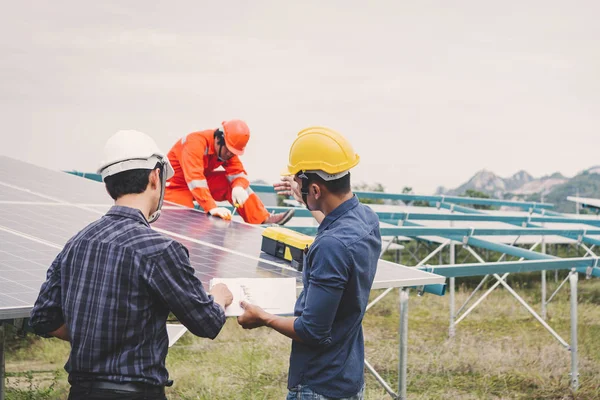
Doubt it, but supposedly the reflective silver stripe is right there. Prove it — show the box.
[187,179,208,190]
[226,173,249,182]
[181,135,187,144]
[205,147,209,155]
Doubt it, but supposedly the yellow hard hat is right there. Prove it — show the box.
[281,126,360,178]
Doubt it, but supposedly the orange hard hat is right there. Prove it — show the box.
[221,120,250,156]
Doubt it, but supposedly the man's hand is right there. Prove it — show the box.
[231,186,249,206]
[238,302,302,341]
[274,176,326,224]
[273,176,303,205]
[210,283,233,310]
[209,207,232,220]
[49,324,70,342]
[237,301,269,329]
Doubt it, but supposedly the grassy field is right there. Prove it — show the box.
[4,279,600,399]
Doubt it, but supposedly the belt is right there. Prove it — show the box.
[72,380,165,394]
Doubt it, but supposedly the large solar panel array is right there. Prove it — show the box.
[0,155,445,321]
[366,204,600,245]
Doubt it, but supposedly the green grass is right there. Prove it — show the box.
[5,279,600,399]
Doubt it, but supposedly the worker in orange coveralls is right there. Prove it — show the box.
[165,119,294,225]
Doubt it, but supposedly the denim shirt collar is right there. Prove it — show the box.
[317,195,359,234]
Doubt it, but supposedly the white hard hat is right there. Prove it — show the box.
[97,130,174,180]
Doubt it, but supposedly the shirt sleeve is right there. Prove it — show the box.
[29,254,65,337]
[180,135,218,212]
[293,236,350,347]
[146,242,226,339]
[223,156,250,189]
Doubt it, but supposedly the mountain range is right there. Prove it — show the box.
[435,167,600,213]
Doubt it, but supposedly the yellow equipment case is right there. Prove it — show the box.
[261,226,314,271]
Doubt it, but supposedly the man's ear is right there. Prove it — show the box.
[149,169,160,190]
[311,183,321,199]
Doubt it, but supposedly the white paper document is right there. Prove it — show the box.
[166,324,188,347]
[209,277,297,317]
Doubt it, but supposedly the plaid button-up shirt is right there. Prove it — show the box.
[30,206,225,386]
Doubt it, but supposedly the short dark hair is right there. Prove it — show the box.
[214,129,225,146]
[104,163,161,200]
[303,172,351,196]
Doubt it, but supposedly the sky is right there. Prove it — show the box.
[1,1,599,194]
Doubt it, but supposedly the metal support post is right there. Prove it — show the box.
[541,270,547,320]
[399,288,409,400]
[570,269,579,391]
[0,324,5,400]
[449,243,456,338]
[365,238,451,398]
[541,238,547,320]
[449,278,455,338]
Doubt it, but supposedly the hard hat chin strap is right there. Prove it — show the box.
[298,172,311,211]
[148,161,167,224]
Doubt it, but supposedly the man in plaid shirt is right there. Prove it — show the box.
[30,130,233,400]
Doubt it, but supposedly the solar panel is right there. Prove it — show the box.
[0,229,54,319]
[0,156,110,205]
[169,232,300,285]
[366,204,593,245]
[0,155,445,322]
[0,204,100,245]
[154,208,271,257]
[568,196,600,210]
[153,208,292,267]
[0,185,44,202]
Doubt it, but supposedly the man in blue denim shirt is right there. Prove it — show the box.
[238,127,381,400]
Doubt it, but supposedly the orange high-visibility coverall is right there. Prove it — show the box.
[165,129,270,224]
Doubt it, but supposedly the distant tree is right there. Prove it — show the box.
[402,186,428,207]
[462,189,494,210]
[464,189,490,198]
[353,182,385,204]
[276,194,287,207]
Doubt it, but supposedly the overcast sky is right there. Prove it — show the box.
[2,1,599,194]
